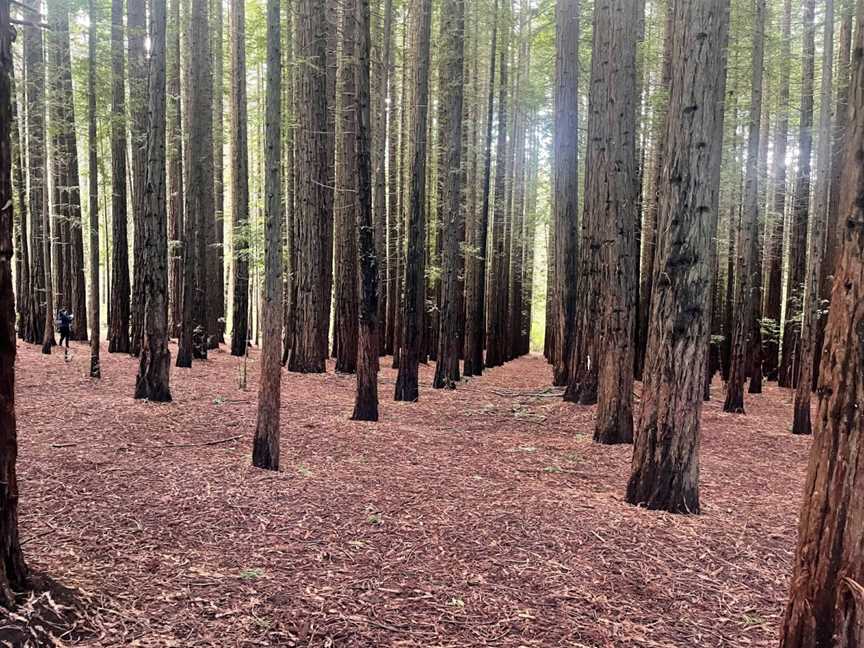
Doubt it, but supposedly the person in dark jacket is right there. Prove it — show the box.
[57,309,74,349]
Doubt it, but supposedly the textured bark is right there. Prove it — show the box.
[87,0,101,378]
[592,0,640,445]
[280,0,295,367]
[432,0,465,389]
[128,0,147,356]
[0,0,29,605]
[177,0,213,367]
[724,0,765,414]
[780,10,864,640]
[463,0,497,377]
[636,4,673,380]
[289,0,329,372]
[11,68,32,343]
[485,0,511,369]
[108,0,130,354]
[323,0,337,359]
[626,0,730,514]
[229,0,250,358]
[780,0,816,389]
[551,0,580,387]
[167,0,184,339]
[384,7,399,356]
[334,0,359,375]
[211,0,225,346]
[792,0,833,436]
[47,0,87,341]
[253,0,283,470]
[763,0,792,329]
[23,2,46,346]
[352,0,380,421]
[135,0,172,402]
[394,0,432,402]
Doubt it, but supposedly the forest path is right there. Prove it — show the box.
[15,340,808,647]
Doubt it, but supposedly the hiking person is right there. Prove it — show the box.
[57,309,74,350]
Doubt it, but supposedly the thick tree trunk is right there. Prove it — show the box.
[334,0,359,375]
[108,0,130,354]
[780,11,864,640]
[552,0,581,387]
[780,0,816,389]
[178,0,213,367]
[592,0,640,444]
[463,0,498,377]
[229,0,250,358]
[128,0,147,356]
[352,0,380,421]
[792,0,834,436]
[0,0,29,605]
[289,0,329,372]
[432,0,465,389]
[253,0,283,470]
[724,0,765,413]
[87,0,101,378]
[394,0,432,402]
[626,0,730,514]
[135,0,172,402]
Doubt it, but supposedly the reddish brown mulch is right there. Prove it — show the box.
[14,340,809,647]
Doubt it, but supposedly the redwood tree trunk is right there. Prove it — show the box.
[626,0,730,514]
[108,0,130,354]
[289,0,329,372]
[593,0,640,445]
[352,0,380,421]
[780,13,864,642]
[87,0,100,378]
[135,0,172,402]
[253,0,283,470]
[128,0,147,356]
[551,0,579,387]
[432,0,465,389]
[229,0,250,358]
[0,0,29,605]
[167,0,184,340]
[394,0,432,402]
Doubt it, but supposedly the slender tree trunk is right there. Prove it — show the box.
[353,0,380,420]
[108,0,130,354]
[780,0,816,389]
[792,0,834,435]
[724,0,766,413]
[280,0,295,366]
[636,4,673,380]
[128,0,147,356]
[626,0,730,514]
[763,0,792,346]
[253,0,283,470]
[0,0,29,606]
[593,0,640,444]
[229,0,250,357]
[11,67,32,343]
[289,0,329,372]
[432,0,465,389]
[167,0,184,339]
[780,9,864,640]
[334,0,359,374]
[87,0,100,377]
[211,0,225,346]
[135,0,172,402]
[463,0,498,377]
[394,0,432,402]
[384,6,399,356]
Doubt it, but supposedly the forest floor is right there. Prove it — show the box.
[13,340,809,647]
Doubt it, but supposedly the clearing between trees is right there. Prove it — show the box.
[17,341,806,647]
